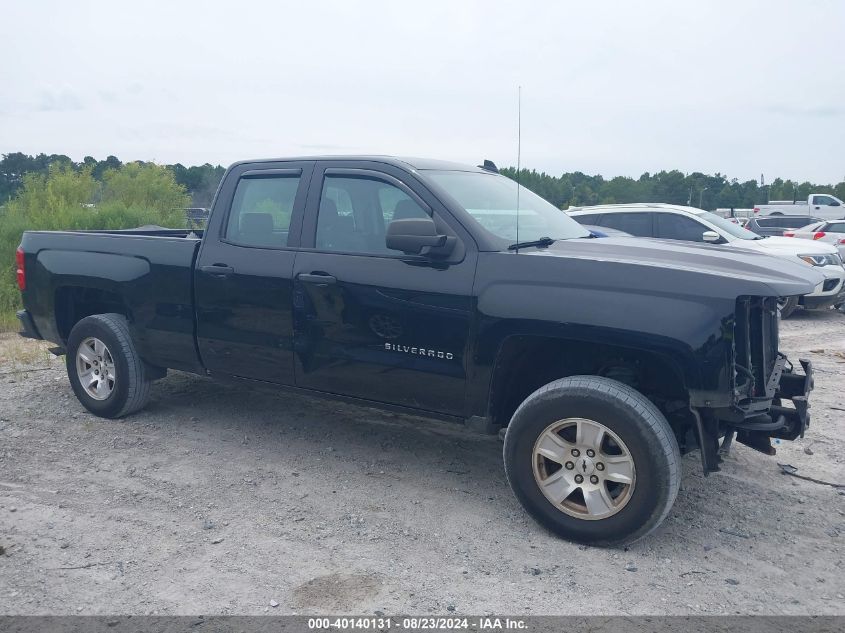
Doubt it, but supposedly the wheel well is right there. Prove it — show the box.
[55,287,130,342]
[490,336,691,431]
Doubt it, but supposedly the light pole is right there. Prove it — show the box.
[699,187,709,208]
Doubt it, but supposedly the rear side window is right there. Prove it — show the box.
[572,213,602,225]
[654,214,707,242]
[226,175,301,248]
[601,212,653,237]
[787,217,821,228]
[825,222,845,233]
[755,218,780,227]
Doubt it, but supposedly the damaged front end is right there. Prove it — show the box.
[692,296,814,474]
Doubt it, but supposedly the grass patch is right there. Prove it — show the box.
[0,311,18,334]
[0,332,54,370]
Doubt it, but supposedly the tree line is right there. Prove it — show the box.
[498,168,845,211]
[2,152,844,212]
[0,152,224,208]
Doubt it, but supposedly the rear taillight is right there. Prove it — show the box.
[813,232,826,240]
[753,207,760,214]
[783,231,795,237]
[15,246,25,291]
[838,238,845,245]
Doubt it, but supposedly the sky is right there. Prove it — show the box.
[1,0,844,183]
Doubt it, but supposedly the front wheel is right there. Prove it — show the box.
[778,296,798,319]
[503,376,681,546]
[66,313,151,418]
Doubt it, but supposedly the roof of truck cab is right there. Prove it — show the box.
[228,156,489,172]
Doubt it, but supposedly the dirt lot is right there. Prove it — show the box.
[1,311,844,616]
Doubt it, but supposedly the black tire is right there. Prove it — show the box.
[778,297,798,319]
[503,376,681,546]
[66,313,151,418]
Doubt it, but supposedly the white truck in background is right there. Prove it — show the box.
[754,194,845,220]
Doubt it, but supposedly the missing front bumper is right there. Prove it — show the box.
[769,358,813,440]
[693,358,814,473]
[733,357,813,452]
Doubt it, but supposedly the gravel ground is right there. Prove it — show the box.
[1,311,844,615]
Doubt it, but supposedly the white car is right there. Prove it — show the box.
[784,219,845,259]
[568,203,845,317]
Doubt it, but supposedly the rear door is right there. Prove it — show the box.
[292,160,476,415]
[194,161,314,384]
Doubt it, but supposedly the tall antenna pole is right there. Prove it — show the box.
[515,85,522,250]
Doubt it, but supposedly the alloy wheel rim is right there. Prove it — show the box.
[75,337,116,401]
[532,417,636,520]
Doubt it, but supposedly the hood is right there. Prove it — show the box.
[529,236,823,298]
[733,235,839,256]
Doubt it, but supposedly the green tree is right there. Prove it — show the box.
[100,162,189,214]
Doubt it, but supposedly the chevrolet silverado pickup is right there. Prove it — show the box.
[15,156,819,545]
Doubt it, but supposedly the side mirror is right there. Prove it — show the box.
[830,201,840,207]
[386,218,451,255]
[702,230,721,243]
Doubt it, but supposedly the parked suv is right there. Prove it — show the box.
[568,203,845,318]
[745,215,824,238]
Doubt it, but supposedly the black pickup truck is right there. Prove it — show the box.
[16,156,818,545]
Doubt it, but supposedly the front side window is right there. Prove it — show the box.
[315,175,429,254]
[654,213,707,242]
[813,195,836,206]
[699,212,761,240]
[600,212,653,237]
[225,176,300,248]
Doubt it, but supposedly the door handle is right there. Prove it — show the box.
[298,273,337,285]
[200,264,234,277]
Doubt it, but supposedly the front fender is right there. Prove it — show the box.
[465,256,738,419]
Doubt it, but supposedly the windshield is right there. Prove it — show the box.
[700,212,762,240]
[423,170,590,244]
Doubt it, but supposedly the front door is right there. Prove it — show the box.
[292,162,476,415]
[194,161,313,384]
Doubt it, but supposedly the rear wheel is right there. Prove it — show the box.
[66,313,151,418]
[503,376,681,546]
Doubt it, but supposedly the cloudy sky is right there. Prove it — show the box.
[2,0,843,182]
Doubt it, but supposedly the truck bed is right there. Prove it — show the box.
[19,228,205,374]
